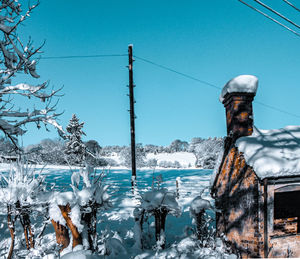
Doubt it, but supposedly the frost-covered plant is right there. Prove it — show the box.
[0,162,47,258]
[153,235,237,259]
[97,229,127,258]
[0,0,63,148]
[190,190,217,245]
[135,177,181,250]
[49,167,111,254]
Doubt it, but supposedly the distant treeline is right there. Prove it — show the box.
[0,137,224,169]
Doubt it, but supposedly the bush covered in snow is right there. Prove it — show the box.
[133,175,181,251]
[0,162,49,258]
[190,192,217,244]
[49,166,111,255]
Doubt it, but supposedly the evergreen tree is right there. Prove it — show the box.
[65,114,86,164]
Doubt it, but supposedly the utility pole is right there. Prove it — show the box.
[128,44,136,185]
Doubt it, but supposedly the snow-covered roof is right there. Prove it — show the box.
[219,75,258,103]
[236,125,300,179]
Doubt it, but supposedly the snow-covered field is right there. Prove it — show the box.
[102,152,198,169]
[0,167,235,258]
[146,152,196,168]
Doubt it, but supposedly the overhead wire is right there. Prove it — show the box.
[238,0,300,37]
[253,0,300,29]
[282,0,300,12]
[255,101,300,119]
[41,54,127,60]
[133,55,220,90]
[38,52,300,119]
[134,55,300,119]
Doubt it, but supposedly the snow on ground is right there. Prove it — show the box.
[0,168,234,258]
[236,125,300,179]
[219,74,258,102]
[146,152,196,168]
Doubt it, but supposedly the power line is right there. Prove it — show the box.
[133,55,220,90]
[255,100,300,119]
[253,0,300,29]
[37,51,300,119]
[238,0,300,37]
[134,54,300,119]
[40,54,127,60]
[282,0,300,12]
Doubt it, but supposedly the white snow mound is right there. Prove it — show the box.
[220,75,258,103]
[190,196,213,215]
[61,249,100,259]
[141,188,181,216]
[236,125,300,179]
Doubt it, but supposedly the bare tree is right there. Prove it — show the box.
[0,0,63,148]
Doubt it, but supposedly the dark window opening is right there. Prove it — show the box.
[274,191,300,235]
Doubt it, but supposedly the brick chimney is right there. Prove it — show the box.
[220,75,258,140]
[222,92,255,138]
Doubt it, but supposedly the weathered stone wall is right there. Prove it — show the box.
[269,235,300,257]
[213,147,263,257]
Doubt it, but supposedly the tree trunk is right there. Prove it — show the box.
[51,220,70,252]
[59,204,82,248]
[7,205,15,259]
[195,210,206,242]
[81,205,97,251]
[154,208,168,249]
[21,213,34,249]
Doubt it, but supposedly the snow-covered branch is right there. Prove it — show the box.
[0,0,62,148]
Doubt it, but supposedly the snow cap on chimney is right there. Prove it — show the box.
[219,75,258,103]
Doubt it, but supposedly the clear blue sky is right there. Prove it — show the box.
[16,0,300,146]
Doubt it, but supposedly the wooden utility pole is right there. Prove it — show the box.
[128,44,136,184]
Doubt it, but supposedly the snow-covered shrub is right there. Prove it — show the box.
[190,192,216,245]
[49,167,111,254]
[97,229,127,258]
[135,187,181,250]
[0,162,48,258]
[152,236,237,259]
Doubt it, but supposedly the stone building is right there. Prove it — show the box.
[211,75,300,258]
